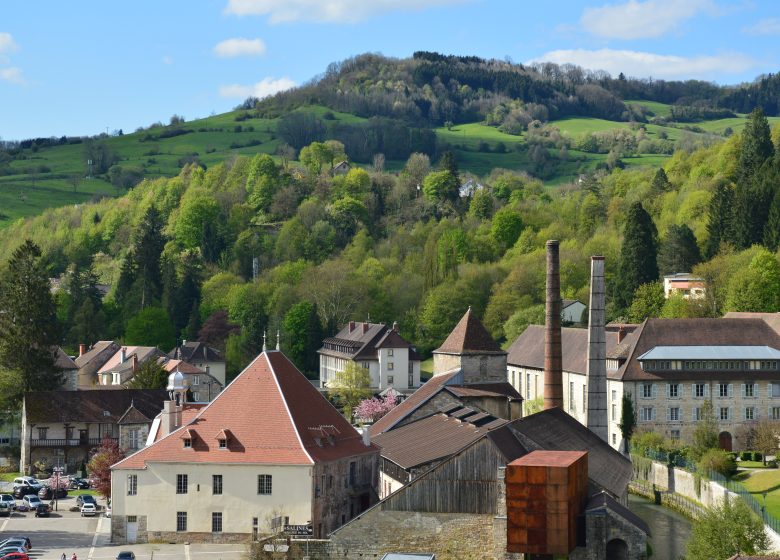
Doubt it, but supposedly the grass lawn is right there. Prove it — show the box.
[420,358,433,381]
[0,472,20,482]
[739,468,780,519]
[625,100,673,118]
[738,460,775,469]
[552,117,631,137]
[69,489,98,497]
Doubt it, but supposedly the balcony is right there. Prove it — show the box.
[29,437,117,448]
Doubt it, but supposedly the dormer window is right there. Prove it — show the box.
[218,439,227,449]
[183,438,192,449]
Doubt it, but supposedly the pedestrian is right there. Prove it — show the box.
[72,553,77,560]
[61,554,65,560]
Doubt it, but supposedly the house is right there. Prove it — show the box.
[159,359,223,402]
[562,299,586,324]
[110,349,380,544]
[97,346,167,386]
[663,273,705,299]
[169,341,227,387]
[75,341,121,389]
[332,161,351,175]
[459,178,485,198]
[319,321,421,393]
[55,348,79,391]
[20,389,167,474]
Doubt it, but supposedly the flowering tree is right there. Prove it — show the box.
[354,391,399,424]
[87,435,125,499]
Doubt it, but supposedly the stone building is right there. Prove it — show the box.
[110,349,380,544]
[169,341,227,387]
[97,346,167,386]
[20,389,166,474]
[74,341,121,389]
[319,321,421,393]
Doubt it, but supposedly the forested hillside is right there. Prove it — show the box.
[3,104,780,383]
[3,52,780,225]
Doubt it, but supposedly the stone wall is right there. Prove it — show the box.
[632,459,729,509]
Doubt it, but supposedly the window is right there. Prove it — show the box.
[773,407,780,420]
[213,475,222,495]
[258,474,272,495]
[193,376,199,385]
[127,516,137,523]
[612,433,617,445]
[387,362,394,371]
[694,384,705,398]
[129,428,140,450]
[127,475,137,496]
[669,407,680,421]
[611,389,617,402]
[408,372,413,387]
[183,438,192,449]
[387,375,394,385]
[720,407,730,421]
[361,362,369,369]
[745,407,755,421]
[212,512,222,533]
[640,407,654,422]
[387,349,393,357]
[526,373,531,400]
[642,383,653,399]
[773,383,780,398]
[176,474,188,494]
[570,382,575,411]
[218,438,227,449]
[719,383,729,398]
[349,461,356,486]
[611,404,616,421]
[744,383,757,398]
[37,427,48,440]
[670,430,681,440]
[192,392,200,401]
[408,361,414,373]
[582,385,586,411]
[694,407,702,421]
[668,383,679,398]
[176,512,187,532]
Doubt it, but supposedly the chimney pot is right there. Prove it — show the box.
[120,347,126,364]
[362,322,369,334]
[349,321,355,332]
[618,327,626,343]
[392,321,399,332]
[79,344,86,357]
[362,428,371,447]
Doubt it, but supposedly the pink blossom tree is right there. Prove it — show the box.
[354,391,399,423]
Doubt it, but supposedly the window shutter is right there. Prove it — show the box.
[755,407,760,420]
[692,383,696,397]
[652,407,656,421]
[678,408,683,422]
[728,384,733,397]
[741,383,746,397]
[729,407,732,421]
[705,384,710,397]
[666,407,671,421]
[666,384,670,398]
[652,384,657,398]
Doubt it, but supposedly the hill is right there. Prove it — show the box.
[3,52,780,225]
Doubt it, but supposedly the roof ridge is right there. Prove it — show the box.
[264,352,313,465]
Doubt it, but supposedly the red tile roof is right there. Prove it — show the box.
[369,371,459,436]
[113,351,377,469]
[434,308,504,354]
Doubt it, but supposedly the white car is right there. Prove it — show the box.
[0,494,15,510]
[80,503,97,517]
[21,495,41,509]
[12,477,41,491]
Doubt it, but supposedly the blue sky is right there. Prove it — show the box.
[2,0,780,139]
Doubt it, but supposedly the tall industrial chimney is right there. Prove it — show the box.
[544,240,563,410]
[586,256,609,442]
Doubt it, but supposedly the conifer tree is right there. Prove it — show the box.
[650,167,672,194]
[133,205,166,310]
[0,240,62,401]
[658,224,701,275]
[614,202,659,311]
[764,188,780,251]
[705,181,734,258]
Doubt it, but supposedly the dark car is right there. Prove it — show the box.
[69,478,90,490]
[76,494,96,508]
[37,486,67,500]
[116,552,135,560]
[11,487,34,500]
[33,504,49,518]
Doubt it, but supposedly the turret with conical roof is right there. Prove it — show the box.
[432,307,507,383]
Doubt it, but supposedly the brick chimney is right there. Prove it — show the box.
[618,326,626,343]
[586,256,608,442]
[362,322,369,334]
[544,240,563,410]
[349,321,356,332]
[79,344,86,357]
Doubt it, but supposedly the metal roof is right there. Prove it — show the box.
[381,554,435,560]
[638,345,780,361]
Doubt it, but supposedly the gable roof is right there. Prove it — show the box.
[75,341,120,369]
[446,382,522,400]
[434,308,504,355]
[723,312,780,335]
[369,371,460,436]
[169,341,224,363]
[615,318,780,381]
[98,347,165,374]
[54,347,78,370]
[159,358,204,374]
[319,322,389,360]
[507,408,632,497]
[113,351,377,469]
[585,491,650,536]
[507,325,622,374]
[562,299,584,309]
[117,404,154,425]
[25,389,167,424]
[373,408,507,470]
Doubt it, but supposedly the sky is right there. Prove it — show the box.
[3,0,780,140]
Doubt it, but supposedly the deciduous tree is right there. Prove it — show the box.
[327,362,372,422]
[87,435,125,499]
[685,496,769,560]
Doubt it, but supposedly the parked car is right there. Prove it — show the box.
[0,553,28,560]
[69,477,90,490]
[116,552,135,560]
[0,503,10,518]
[20,496,41,510]
[0,538,29,552]
[76,494,96,507]
[0,549,27,559]
[80,503,97,517]
[0,495,15,511]
[37,486,67,500]
[11,478,41,492]
[11,487,34,500]
[33,504,49,518]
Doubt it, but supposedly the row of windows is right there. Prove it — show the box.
[130,474,271,496]
[638,405,780,422]
[640,382,779,399]
[642,360,779,371]
[175,511,223,533]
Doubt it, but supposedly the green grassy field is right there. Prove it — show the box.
[739,469,780,519]
[625,99,674,118]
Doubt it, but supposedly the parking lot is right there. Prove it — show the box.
[0,500,247,560]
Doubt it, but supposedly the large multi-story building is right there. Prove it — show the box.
[318,321,421,393]
[110,349,379,544]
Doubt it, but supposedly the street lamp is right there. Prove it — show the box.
[52,466,64,512]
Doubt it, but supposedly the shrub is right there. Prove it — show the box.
[767,460,778,468]
[699,449,738,477]
[753,452,763,462]
[727,452,738,461]
[631,430,666,455]
[741,451,752,461]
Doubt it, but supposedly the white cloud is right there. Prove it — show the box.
[225,0,468,23]
[531,49,754,80]
[0,66,24,85]
[214,38,267,57]
[580,0,714,40]
[743,17,780,36]
[218,76,296,99]
[0,32,18,54]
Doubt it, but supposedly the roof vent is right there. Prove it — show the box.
[102,410,111,417]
